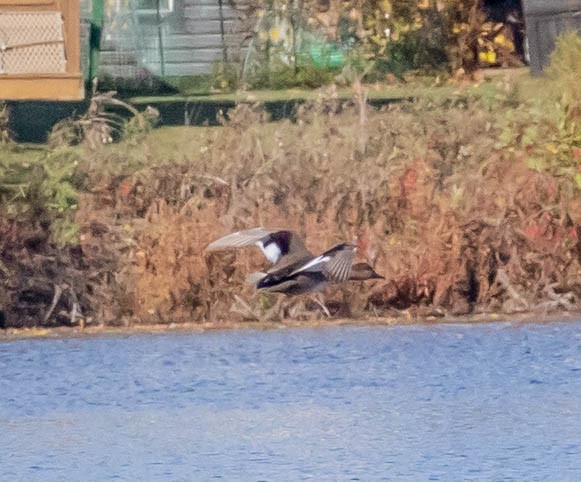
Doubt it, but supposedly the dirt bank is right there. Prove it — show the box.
[1,312,579,342]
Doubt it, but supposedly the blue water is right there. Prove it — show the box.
[1,321,580,481]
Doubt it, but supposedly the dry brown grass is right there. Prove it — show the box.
[2,68,580,328]
[59,94,580,327]
[4,38,581,328]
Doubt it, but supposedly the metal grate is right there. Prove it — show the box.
[0,11,66,74]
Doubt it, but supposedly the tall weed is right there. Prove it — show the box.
[498,32,581,189]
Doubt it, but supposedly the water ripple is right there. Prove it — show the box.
[1,321,580,480]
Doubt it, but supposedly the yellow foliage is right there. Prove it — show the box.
[478,51,496,64]
[269,27,281,42]
[494,33,514,50]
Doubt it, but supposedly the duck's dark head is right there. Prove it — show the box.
[349,263,384,281]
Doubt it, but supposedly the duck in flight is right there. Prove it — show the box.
[205,227,383,297]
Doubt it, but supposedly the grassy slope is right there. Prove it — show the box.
[1,69,539,175]
[128,70,530,105]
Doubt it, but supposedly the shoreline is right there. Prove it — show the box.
[1,311,579,342]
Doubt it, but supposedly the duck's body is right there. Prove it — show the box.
[206,228,383,295]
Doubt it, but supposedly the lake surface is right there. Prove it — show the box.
[1,321,580,481]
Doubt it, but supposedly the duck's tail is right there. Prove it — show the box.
[245,271,267,287]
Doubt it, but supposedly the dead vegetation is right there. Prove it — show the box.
[44,95,581,326]
[1,72,581,328]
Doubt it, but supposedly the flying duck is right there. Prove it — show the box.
[205,227,383,296]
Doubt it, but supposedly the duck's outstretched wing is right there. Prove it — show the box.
[290,243,356,283]
[206,228,278,250]
[205,227,311,265]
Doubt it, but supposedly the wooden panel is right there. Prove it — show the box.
[99,50,139,65]
[523,0,581,16]
[161,33,242,49]
[164,63,213,76]
[143,62,217,76]
[182,0,250,9]
[0,0,54,5]
[0,11,66,73]
[99,64,141,77]
[144,47,225,63]
[182,5,239,20]
[183,19,240,34]
[0,74,83,100]
[524,10,581,73]
[62,0,80,76]
[0,0,83,100]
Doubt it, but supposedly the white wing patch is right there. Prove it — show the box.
[257,241,282,264]
[290,255,330,275]
[290,244,355,282]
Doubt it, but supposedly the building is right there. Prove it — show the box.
[0,0,250,100]
[522,0,581,74]
[0,0,82,100]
